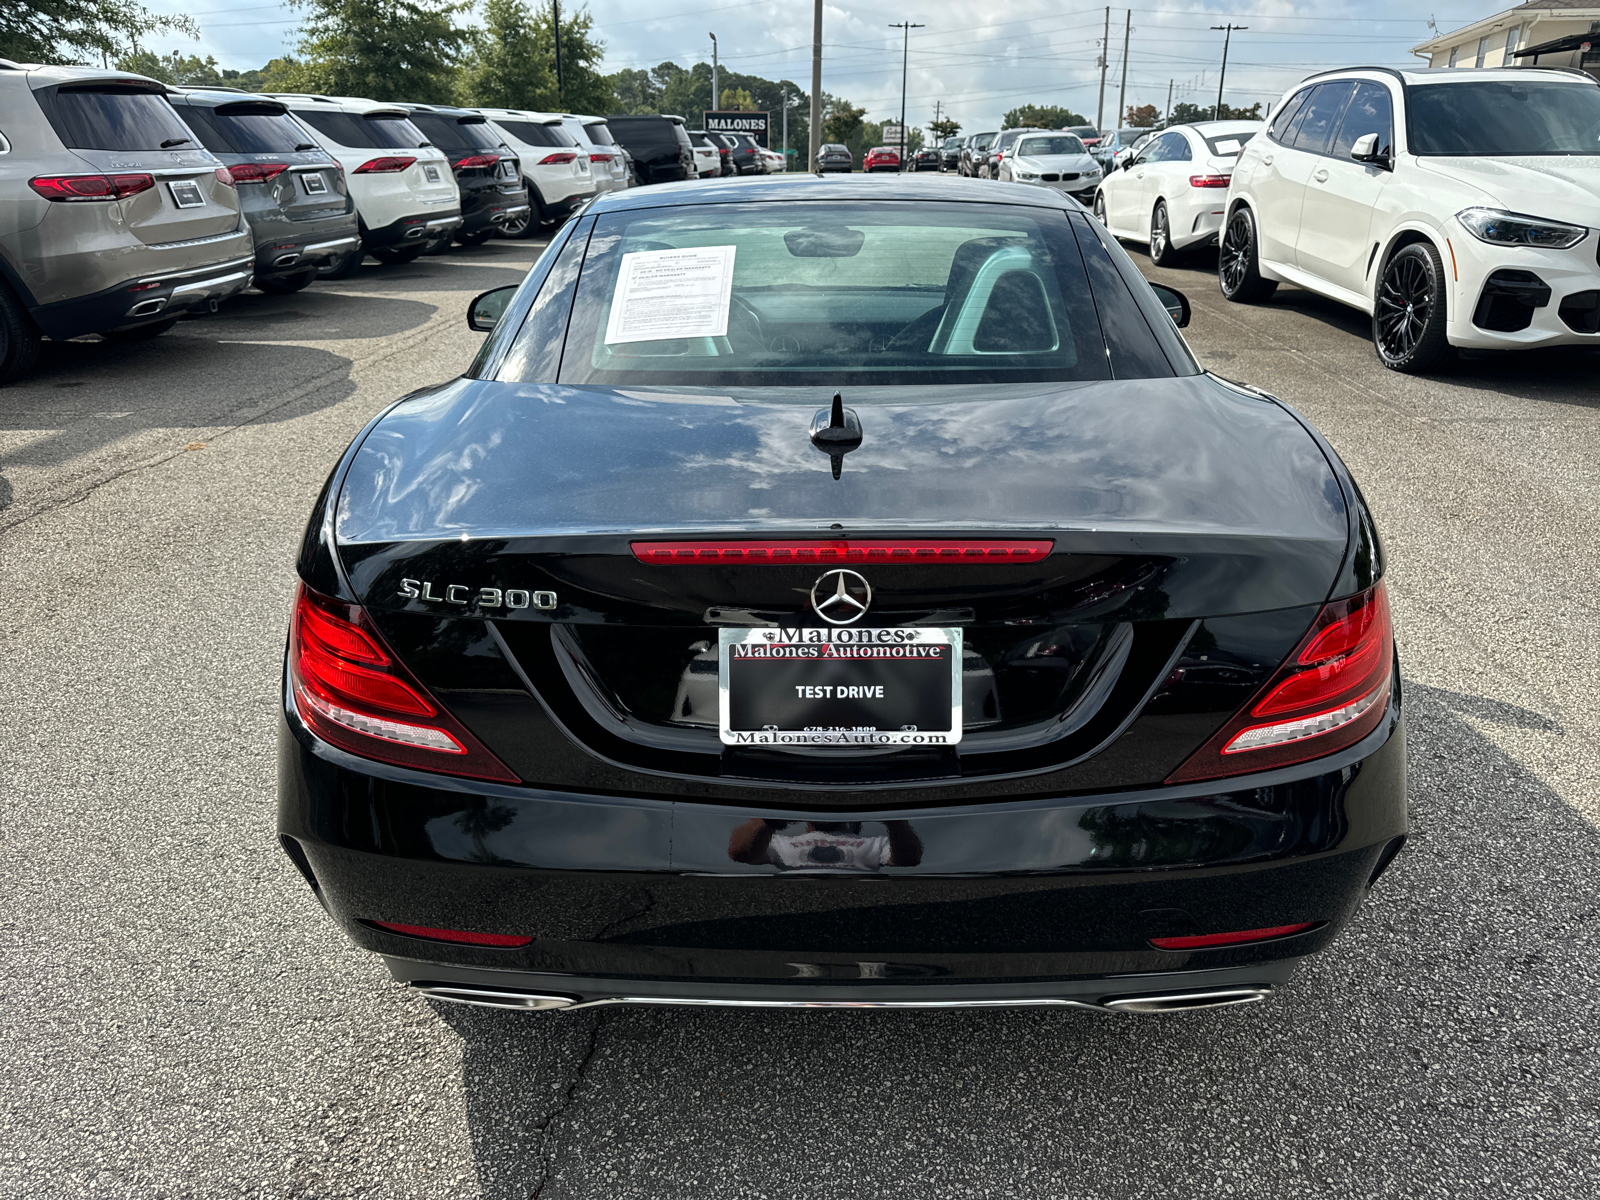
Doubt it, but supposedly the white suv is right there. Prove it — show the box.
[1222,66,1600,372]
[268,94,460,270]
[474,109,596,235]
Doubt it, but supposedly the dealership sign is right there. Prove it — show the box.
[705,110,770,147]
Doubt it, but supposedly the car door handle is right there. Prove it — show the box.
[1262,154,1273,166]
[1135,171,1145,178]
[1313,168,1329,183]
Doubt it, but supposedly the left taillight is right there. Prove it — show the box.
[1189,174,1231,188]
[28,172,154,201]
[590,152,614,163]
[538,151,577,165]
[454,154,500,170]
[288,582,517,782]
[353,156,417,174]
[1166,581,1394,783]
[227,162,287,184]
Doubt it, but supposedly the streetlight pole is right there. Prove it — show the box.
[1095,6,1109,130]
[1164,79,1174,127]
[709,32,718,116]
[809,0,822,172]
[889,20,924,171]
[1211,24,1246,120]
[553,0,563,105]
[1115,10,1131,134]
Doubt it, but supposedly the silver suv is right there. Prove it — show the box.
[0,61,255,383]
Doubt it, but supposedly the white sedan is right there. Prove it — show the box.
[1093,120,1262,266]
[995,132,1104,208]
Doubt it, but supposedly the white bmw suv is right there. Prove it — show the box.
[1222,66,1600,372]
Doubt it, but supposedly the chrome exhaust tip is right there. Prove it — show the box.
[403,226,426,239]
[126,298,168,318]
[412,984,577,1011]
[1101,987,1273,1014]
[271,252,301,267]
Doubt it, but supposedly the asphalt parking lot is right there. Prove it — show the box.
[4,196,1600,1198]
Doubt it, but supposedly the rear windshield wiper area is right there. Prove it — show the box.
[160,137,191,148]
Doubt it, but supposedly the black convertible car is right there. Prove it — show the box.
[279,176,1405,1015]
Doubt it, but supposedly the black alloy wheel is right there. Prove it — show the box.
[1373,242,1454,374]
[102,317,179,342]
[1148,200,1180,268]
[317,249,364,280]
[257,270,316,295]
[371,246,424,266]
[0,281,42,385]
[1218,206,1278,304]
[456,230,493,247]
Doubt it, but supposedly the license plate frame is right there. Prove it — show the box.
[300,172,329,195]
[168,179,206,208]
[718,627,963,748]
[423,164,442,182]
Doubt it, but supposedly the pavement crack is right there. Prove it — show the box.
[529,1011,608,1199]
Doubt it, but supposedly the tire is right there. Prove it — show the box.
[1373,242,1455,374]
[371,246,423,266]
[1148,200,1180,268]
[102,317,178,342]
[257,270,316,295]
[317,249,364,280]
[1218,206,1278,304]
[0,281,42,385]
[456,230,493,247]
[1092,191,1108,226]
[421,235,452,257]
[502,189,541,238]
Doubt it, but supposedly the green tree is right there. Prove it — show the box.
[223,58,303,92]
[1001,103,1088,129]
[719,86,755,111]
[113,50,224,86]
[822,99,866,146]
[290,0,471,105]
[457,0,609,112]
[928,117,961,140]
[1218,101,1262,120]
[1125,103,1159,128]
[2,0,196,66]
[1166,101,1207,127]
[607,67,659,113]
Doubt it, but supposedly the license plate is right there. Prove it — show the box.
[719,627,962,747]
[301,172,328,195]
[168,180,205,208]
[423,165,441,182]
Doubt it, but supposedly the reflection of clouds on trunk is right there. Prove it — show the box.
[337,377,1346,542]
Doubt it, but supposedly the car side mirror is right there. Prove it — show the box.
[1120,156,1134,171]
[1149,282,1190,328]
[467,285,516,333]
[1350,132,1391,169]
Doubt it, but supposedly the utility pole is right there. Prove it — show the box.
[1211,24,1246,120]
[553,0,563,105]
[809,0,822,172]
[1095,6,1109,130]
[710,32,719,115]
[1164,79,1174,127]
[1115,10,1131,132]
[889,21,925,171]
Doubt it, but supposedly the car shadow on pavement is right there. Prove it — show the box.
[327,261,534,298]
[432,680,1600,1200]
[202,289,440,342]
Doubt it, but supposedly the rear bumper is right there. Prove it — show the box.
[31,256,254,339]
[458,180,532,235]
[278,687,1407,1005]
[247,214,361,280]
[362,211,463,250]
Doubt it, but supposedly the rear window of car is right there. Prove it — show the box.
[294,110,426,150]
[1203,130,1256,157]
[1408,80,1600,155]
[497,120,573,147]
[531,201,1140,388]
[1015,135,1085,156]
[608,117,681,154]
[409,113,503,152]
[40,84,196,152]
[176,101,310,154]
[583,122,616,146]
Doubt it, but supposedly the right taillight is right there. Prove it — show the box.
[29,172,154,201]
[288,582,516,782]
[1166,581,1394,783]
[353,156,417,174]
[228,162,289,184]
[538,151,577,165]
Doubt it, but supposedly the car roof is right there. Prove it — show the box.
[167,88,288,111]
[1298,65,1595,88]
[1,61,168,89]
[394,102,483,118]
[265,93,409,117]
[1175,120,1264,135]
[474,107,563,123]
[585,172,1079,214]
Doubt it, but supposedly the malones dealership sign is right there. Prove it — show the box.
[705,110,770,147]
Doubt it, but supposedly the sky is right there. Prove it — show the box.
[134,0,1492,131]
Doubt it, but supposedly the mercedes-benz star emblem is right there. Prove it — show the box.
[811,568,872,625]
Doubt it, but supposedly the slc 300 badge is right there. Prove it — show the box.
[397,579,557,610]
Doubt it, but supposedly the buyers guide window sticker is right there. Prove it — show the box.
[605,245,737,343]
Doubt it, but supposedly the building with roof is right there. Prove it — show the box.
[1411,2,1600,74]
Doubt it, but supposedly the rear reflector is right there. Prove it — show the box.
[365,920,532,948]
[228,162,288,184]
[354,156,417,173]
[1166,581,1394,783]
[289,582,517,782]
[1151,922,1318,950]
[1189,174,1231,188]
[29,172,154,201]
[632,539,1054,565]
